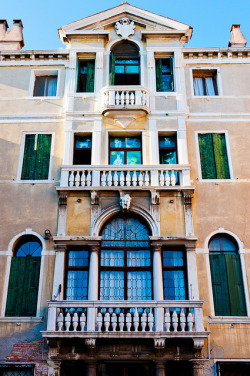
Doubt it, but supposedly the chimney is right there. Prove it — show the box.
[229,24,247,47]
[0,19,24,51]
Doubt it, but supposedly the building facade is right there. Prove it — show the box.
[0,3,250,376]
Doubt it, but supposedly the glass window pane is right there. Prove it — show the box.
[16,240,42,257]
[46,76,57,96]
[33,76,46,96]
[125,137,141,148]
[126,66,139,74]
[193,77,205,96]
[127,272,152,300]
[68,250,89,267]
[75,137,92,149]
[116,60,138,64]
[127,250,151,267]
[209,236,237,253]
[159,137,176,148]
[160,151,177,164]
[163,250,184,267]
[66,271,88,300]
[110,138,126,148]
[163,270,186,300]
[162,74,172,92]
[101,250,124,267]
[110,151,124,165]
[115,66,125,73]
[100,271,124,300]
[205,77,216,96]
[127,151,141,165]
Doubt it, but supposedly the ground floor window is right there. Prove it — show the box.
[218,362,250,376]
[0,365,33,376]
[97,363,153,376]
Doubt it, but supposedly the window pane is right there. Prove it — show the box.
[33,76,46,96]
[193,77,205,96]
[205,76,216,95]
[209,236,237,253]
[75,137,92,149]
[162,74,172,92]
[126,66,139,74]
[163,271,186,300]
[68,250,89,267]
[115,66,125,73]
[127,272,152,300]
[45,76,57,96]
[110,151,124,165]
[110,138,126,148]
[163,250,184,267]
[160,151,177,164]
[127,250,151,267]
[66,271,88,300]
[16,241,42,257]
[127,151,141,165]
[100,271,124,300]
[125,137,141,148]
[159,137,176,148]
[101,250,124,267]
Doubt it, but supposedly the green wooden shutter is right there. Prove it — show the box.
[21,135,38,180]
[198,134,217,179]
[170,57,174,91]
[210,254,231,316]
[212,134,230,179]
[86,61,95,93]
[5,258,26,316]
[22,257,41,316]
[34,134,52,180]
[109,52,116,85]
[225,254,246,316]
[156,59,163,92]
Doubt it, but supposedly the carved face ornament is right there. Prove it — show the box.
[115,18,135,39]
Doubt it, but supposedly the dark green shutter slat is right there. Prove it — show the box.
[212,134,230,179]
[109,52,116,85]
[5,258,26,316]
[22,257,41,316]
[210,254,231,316]
[86,61,95,93]
[21,135,37,180]
[198,134,217,179]
[156,59,163,92]
[34,134,52,180]
[170,57,174,91]
[225,254,246,316]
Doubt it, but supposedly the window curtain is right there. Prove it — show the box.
[86,61,95,92]
[66,271,88,300]
[109,52,116,85]
[155,59,163,92]
[100,271,124,300]
[205,76,216,96]
[127,272,152,300]
[193,77,204,96]
[46,76,57,96]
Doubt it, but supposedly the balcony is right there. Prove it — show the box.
[60,165,192,189]
[43,300,208,348]
[100,86,150,116]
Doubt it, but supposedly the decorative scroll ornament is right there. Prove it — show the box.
[115,18,135,39]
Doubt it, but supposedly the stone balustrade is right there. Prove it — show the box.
[60,165,191,188]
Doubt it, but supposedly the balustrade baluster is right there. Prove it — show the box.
[132,171,137,186]
[165,171,170,186]
[57,312,64,332]
[180,308,186,332]
[86,171,91,186]
[145,171,149,186]
[104,91,109,106]
[65,312,71,332]
[130,92,135,105]
[172,310,178,332]
[72,312,79,331]
[171,170,176,186]
[138,172,143,186]
[133,308,139,332]
[164,308,170,332]
[80,312,86,332]
[126,312,132,332]
[141,309,147,332]
[120,91,125,105]
[104,312,110,331]
[187,311,194,332]
[75,171,80,187]
[126,171,131,186]
[69,172,74,187]
[101,171,107,187]
[126,91,130,105]
[114,171,118,186]
[148,310,154,332]
[111,312,117,331]
[81,171,86,187]
[107,171,113,186]
[159,170,164,186]
[119,312,124,332]
[115,91,120,105]
[97,312,103,332]
[120,171,125,186]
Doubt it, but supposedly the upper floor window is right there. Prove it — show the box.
[5,236,42,317]
[193,70,218,96]
[198,133,230,179]
[73,135,92,165]
[159,135,177,164]
[156,58,174,92]
[65,249,89,300]
[33,75,57,97]
[209,235,246,316]
[110,42,140,86]
[21,134,52,180]
[77,60,95,93]
[109,136,142,165]
[162,248,187,300]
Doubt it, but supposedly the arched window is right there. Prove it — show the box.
[100,216,152,300]
[110,42,140,86]
[209,234,246,316]
[6,236,42,317]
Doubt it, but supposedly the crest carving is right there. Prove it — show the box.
[115,18,135,39]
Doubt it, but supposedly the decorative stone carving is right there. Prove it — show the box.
[151,190,160,205]
[183,192,192,206]
[154,338,165,349]
[194,339,204,349]
[120,194,131,211]
[85,338,96,348]
[91,191,99,205]
[115,18,135,39]
[59,194,67,206]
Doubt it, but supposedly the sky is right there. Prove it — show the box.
[1,0,250,50]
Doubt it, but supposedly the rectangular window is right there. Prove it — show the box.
[109,137,142,165]
[21,134,52,180]
[77,60,95,92]
[193,70,218,96]
[73,135,92,165]
[33,75,57,96]
[218,362,250,376]
[155,58,174,92]
[162,249,187,300]
[159,135,177,164]
[198,133,230,179]
[0,366,33,376]
[65,250,89,300]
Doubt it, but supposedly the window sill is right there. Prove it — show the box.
[198,179,233,183]
[28,96,61,100]
[154,91,176,97]
[191,95,220,98]
[206,316,250,324]
[15,180,56,184]
[74,93,95,97]
[0,317,44,323]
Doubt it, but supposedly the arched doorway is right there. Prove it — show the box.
[99,215,152,300]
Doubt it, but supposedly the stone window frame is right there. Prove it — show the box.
[28,68,61,98]
[190,66,223,98]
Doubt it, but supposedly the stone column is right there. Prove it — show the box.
[52,245,66,300]
[192,361,204,376]
[47,360,61,376]
[152,244,164,331]
[87,245,99,331]
[86,361,97,376]
[155,362,165,376]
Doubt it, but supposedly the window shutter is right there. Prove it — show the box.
[225,254,246,316]
[210,254,231,316]
[21,135,37,180]
[34,134,52,180]
[155,59,163,92]
[109,52,116,85]
[198,134,217,179]
[5,258,26,316]
[212,134,230,179]
[86,61,95,93]
[22,257,41,316]
[170,57,174,91]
